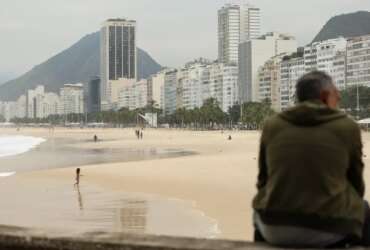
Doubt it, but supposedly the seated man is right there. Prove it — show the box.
[253,71,367,247]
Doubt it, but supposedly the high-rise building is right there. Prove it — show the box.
[100,18,137,109]
[240,3,261,42]
[239,32,297,103]
[346,35,370,88]
[218,3,261,64]
[87,77,101,113]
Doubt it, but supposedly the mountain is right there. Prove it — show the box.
[313,11,370,43]
[0,32,162,101]
[0,72,16,86]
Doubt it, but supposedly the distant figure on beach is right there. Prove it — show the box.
[228,135,232,140]
[135,130,140,139]
[94,135,98,142]
[74,168,81,186]
[140,131,143,140]
[253,71,367,247]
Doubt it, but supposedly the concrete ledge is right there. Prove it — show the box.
[0,225,365,250]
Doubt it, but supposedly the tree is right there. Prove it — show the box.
[200,98,226,129]
[241,101,275,129]
[341,86,370,119]
[228,104,241,124]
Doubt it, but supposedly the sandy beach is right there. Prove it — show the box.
[0,128,369,241]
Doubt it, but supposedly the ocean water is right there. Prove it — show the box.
[0,135,220,238]
[0,135,45,176]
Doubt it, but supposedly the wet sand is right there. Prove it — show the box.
[0,136,193,173]
[0,128,369,241]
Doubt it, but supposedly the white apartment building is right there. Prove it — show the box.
[347,35,370,88]
[304,38,347,71]
[27,85,46,119]
[218,3,261,64]
[133,80,148,109]
[43,93,61,117]
[164,70,178,116]
[257,54,286,111]
[100,19,137,110]
[205,64,222,107]
[162,60,238,115]
[280,53,305,110]
[239,32,297,103]
[207,63,238,112]
[16,95,27,118]
[0,101,17,122]
[109,78,136,110]
[118,79,148,110]
[178,61,209,110]
[332,51,347,90]
[21,86,61,119]
[60,83,84,115]
[147,70,167,110]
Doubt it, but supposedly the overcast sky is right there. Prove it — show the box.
[0,0,369,79]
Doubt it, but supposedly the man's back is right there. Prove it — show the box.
[253,100,365,243]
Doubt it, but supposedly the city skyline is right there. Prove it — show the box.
[0,0,369,79]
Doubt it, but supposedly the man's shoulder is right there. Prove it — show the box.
[260,114,288,138]
[262,111,360,136]
[327,114,360,134]
[263,113,290,129]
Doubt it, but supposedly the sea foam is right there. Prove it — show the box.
[0,135,46,158]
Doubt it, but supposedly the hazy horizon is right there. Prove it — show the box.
[0,0,369,81]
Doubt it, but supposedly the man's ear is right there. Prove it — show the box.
[319,90,330,105]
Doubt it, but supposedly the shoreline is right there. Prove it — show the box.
[0,128,369,241]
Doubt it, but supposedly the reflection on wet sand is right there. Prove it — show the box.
[75,185,84,211]
[0,176,219,238]
[115,200,147,234]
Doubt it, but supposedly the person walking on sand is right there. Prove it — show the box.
[74,168,81,186]
[140,130,143,140]
[93,135,98,142]
[253,71,367,248]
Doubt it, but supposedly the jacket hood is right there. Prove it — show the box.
[279,100,347,126]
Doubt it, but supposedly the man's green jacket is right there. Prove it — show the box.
[253,100,365,238]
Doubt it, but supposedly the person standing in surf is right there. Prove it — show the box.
[74,168,81,186]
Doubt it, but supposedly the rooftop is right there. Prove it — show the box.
[106,18,136,22]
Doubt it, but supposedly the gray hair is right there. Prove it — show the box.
[295,71,334,102]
